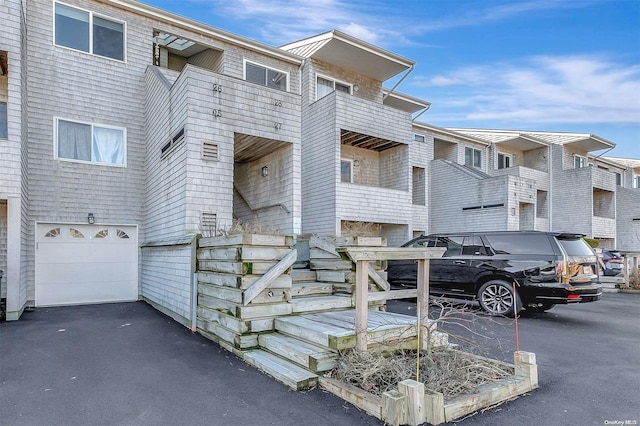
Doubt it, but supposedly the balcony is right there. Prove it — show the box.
[562,166,617,191]
[490,166,550,190]
[336,183,412,225]
[592,216,616,239]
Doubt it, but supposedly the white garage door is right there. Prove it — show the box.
[36,223,138,306]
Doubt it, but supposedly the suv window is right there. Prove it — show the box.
[462,236,487,255]
[436,236,464,257]
[557,237,594,256]
[485,234,553,255]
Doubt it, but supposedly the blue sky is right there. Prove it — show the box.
[142,0,639,159]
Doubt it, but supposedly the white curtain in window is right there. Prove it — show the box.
[58,120,91,161]
[317,77,334,99]
[93,126,124,164]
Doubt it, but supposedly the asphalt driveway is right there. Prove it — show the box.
[0,302,380,426]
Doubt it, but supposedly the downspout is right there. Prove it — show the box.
[411,103,431,122]
[190,235,198,333]
[548,145,553,231]
[382,64,415,101]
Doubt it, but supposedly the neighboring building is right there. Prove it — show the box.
[602,157,640,251]
[0,0,637,321]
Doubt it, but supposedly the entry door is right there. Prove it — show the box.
[35,223,138,306]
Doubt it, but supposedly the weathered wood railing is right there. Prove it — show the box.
[338,247,445,352]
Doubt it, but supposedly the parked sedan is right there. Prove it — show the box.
[602,250,624,276]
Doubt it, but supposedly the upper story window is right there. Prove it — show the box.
[465,147,482,169]
[54,2,125,61]
[574,154,587,169]
[55,118,126,166]
[414,134,426,143]
[340,159,353,183]
[316,75,351,100]
[497,152,512,169]
[244,60,288,91]
[615,172,622,186]
[0,102,7,139]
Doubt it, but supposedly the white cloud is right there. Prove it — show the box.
[415,56,640,124]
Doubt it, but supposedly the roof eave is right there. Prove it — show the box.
[103,0,304,65]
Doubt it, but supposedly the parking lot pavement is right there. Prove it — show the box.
[388,292,640,426]
[0,302,381,426]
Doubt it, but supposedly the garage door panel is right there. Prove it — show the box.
[36,261,138,285]
[36,223,138,307]
[36,281,138,307]
[38,243,136,264]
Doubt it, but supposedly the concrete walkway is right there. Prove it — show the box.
[0,302,380,425]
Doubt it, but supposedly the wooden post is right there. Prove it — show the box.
[382,390,407,426]
[634,254,639,284]
[416,259,430,351]
[623,254,630,288]
[424,389,445,426]
[355,259,369,352]
[398,379,425,426]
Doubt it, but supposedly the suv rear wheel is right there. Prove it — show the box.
[478,280,521,316]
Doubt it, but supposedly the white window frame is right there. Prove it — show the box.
[54,117,127,167]
[243,59,290,92]
[634,175,640,189]
[497,152,513,169]
[465,147,482,169]
[574,154,587,169]
[316,74,352,100]
[414,134,426,143]
[615,172,623,186]
[340,158,353,183]
[53,1,127,62]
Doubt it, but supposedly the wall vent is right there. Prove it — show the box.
[200,212,217,237]
[202,141,219,160]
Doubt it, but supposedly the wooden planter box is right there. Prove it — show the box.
[319,351,538,426]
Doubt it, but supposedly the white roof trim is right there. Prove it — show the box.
[103,0,303,65]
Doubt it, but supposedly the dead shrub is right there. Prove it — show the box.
[326,299,514,398]
[341,221,382,237]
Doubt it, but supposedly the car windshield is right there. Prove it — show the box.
[557,238,595,256]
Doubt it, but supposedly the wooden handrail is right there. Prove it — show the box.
[341,247,445,352]
[243,249,297,305]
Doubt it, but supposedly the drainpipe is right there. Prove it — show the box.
[382,64,415,101]
[411,103,431,122]
[190,235,198,333]
[548,145,553,231]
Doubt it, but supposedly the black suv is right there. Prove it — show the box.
[387,231,603,315]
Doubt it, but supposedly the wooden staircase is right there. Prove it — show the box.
[195,234,445,390]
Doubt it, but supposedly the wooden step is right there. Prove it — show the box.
[276,310,438,351]
[259,333,337,373]
[290,282,334,297]
[291,269,317,282]
[289,295,352,313]
[243,349,318,391]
